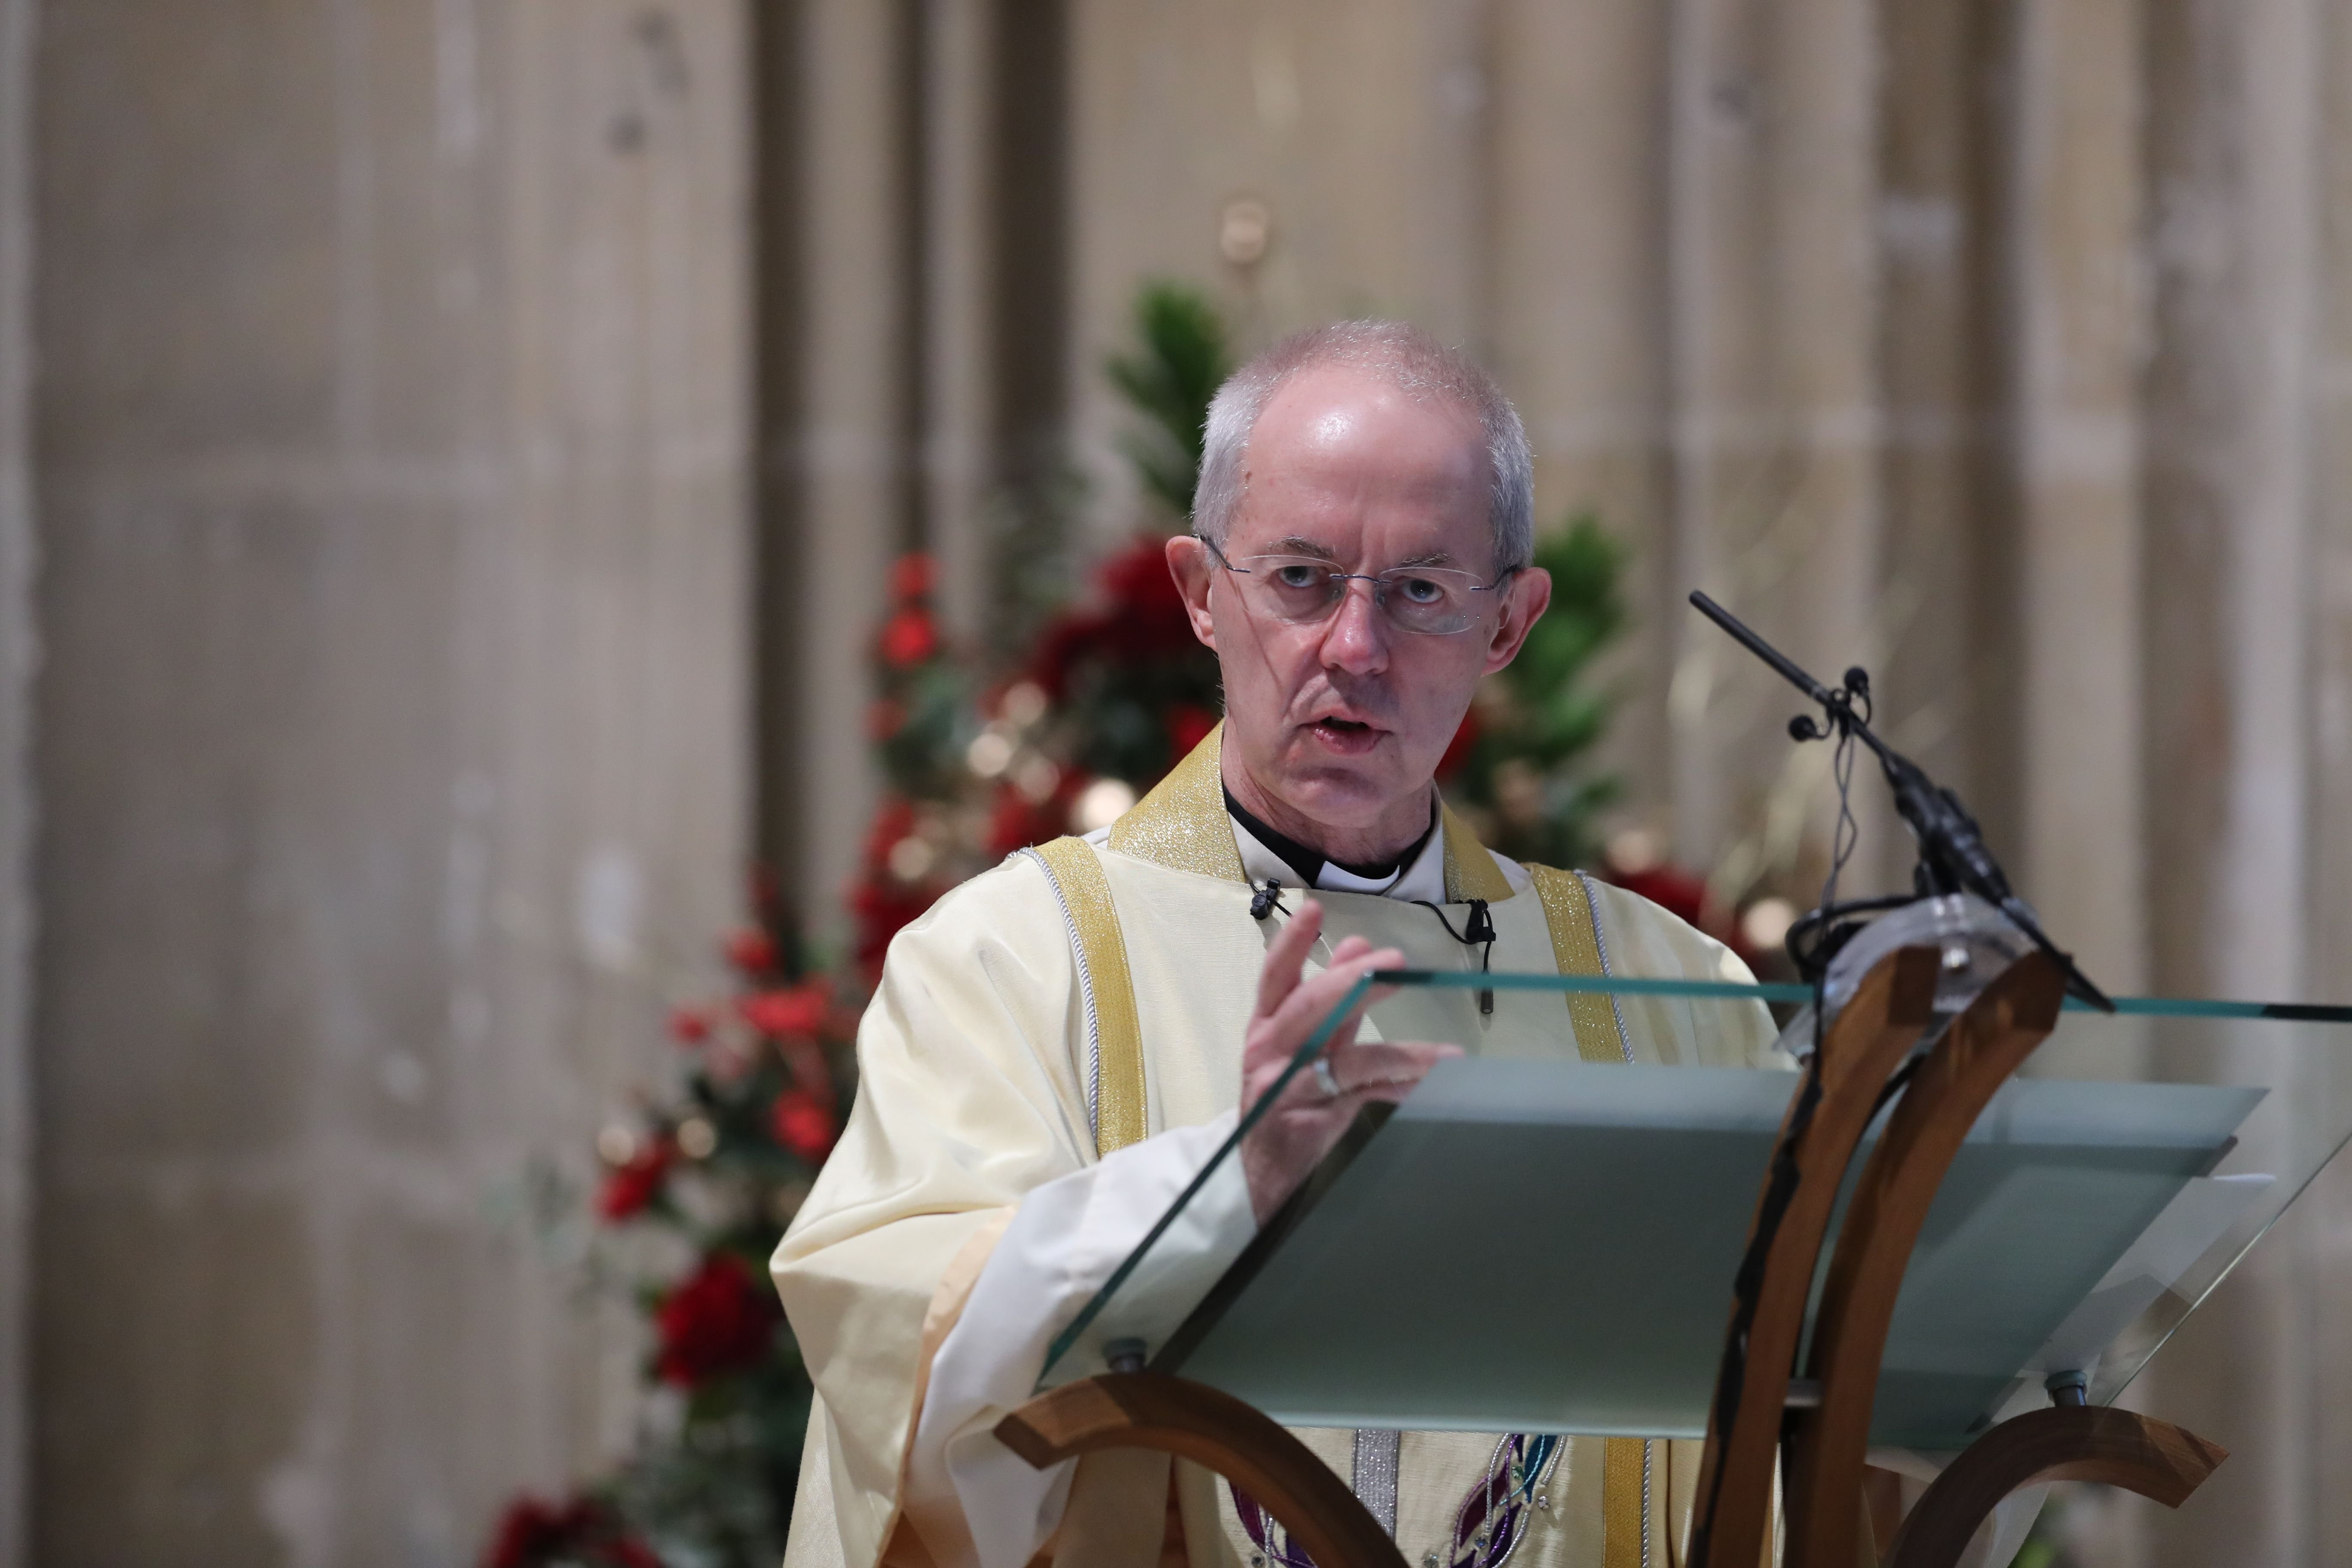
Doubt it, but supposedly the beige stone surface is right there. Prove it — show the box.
[27,1,749,1562]
[0,0,30,1561]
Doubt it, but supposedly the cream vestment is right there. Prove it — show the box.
[772,728,2038,1568]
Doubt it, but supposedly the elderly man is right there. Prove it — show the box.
[773,323,1777,1568]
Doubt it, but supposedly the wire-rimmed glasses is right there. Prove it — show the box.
[1203,539,1517,636]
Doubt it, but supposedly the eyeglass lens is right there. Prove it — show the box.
[1232,555,1495,635]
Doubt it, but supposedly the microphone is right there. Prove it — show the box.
[1688,591,2114,1011]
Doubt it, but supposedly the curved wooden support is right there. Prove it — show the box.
[1885,1407,2226,1568]
[1689,946,1942,1568]
[1783,953,2066,1568]
[996,1372,1408,1568]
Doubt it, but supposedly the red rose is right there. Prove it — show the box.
[486,1497,566,1568]
[984,772,1086,858]
[667,1007,712,1046]
[723,927,778,976]
[861,797,918,868]
[1164,703,1217,763]
[846,865,936,987]
[596,1139,674,1222]
[654,1252,780,1387]
[1025,612,1099,700]
[1605,865,1711,930]
[771,1089,838,1164]
[891,553,935,600]
[879,607,939,667]
[1094,537,1197,661]
[1436,707,1480,781]
[741,981,829,1039]
[482,1493,662,1568]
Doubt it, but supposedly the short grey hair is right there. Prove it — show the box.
[1191,320,1534,573]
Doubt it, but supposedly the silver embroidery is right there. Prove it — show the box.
[1351,1427,1401,1538]
[1020,847,1102,1142]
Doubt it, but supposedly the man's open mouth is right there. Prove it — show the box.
[1306,716,1383,752]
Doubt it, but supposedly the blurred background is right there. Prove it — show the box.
[2,1,2351,1565]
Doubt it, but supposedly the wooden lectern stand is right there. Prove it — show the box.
[995,950,2227,1568]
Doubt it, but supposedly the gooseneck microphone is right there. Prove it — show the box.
[1687,590,2113,1012]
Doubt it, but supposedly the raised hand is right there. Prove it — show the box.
[1236,900,1461,1223]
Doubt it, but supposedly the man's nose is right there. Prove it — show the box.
[1316,579,1390,674]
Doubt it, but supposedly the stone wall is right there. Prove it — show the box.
[24,3,750,1562]
[0,0,33,1561]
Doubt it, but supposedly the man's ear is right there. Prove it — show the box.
[1481,566,1552,675]
[1166,534,1219,649]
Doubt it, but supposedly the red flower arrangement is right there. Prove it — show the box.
[1011,536,1223,804]
[769,1089,837,1164]
[654,1252,782,1387]
[723,927,778,976]
[596,1138,676,1222]
[484,1494,663,1568]
[879,606,939,668]
[1025,535,1200,700]
[740,978,830,1040]
[487,914,858,1565]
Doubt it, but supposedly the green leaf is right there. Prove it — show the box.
[1104,281,1233,516]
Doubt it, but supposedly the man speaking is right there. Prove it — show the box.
[773,323,1778,1568]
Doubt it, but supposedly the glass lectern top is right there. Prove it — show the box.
[1035,965,2352,1452]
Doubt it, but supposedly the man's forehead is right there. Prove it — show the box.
[1231,366,1490,560]
[1255,361,1482,449]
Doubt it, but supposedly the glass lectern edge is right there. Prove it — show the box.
[1037,971,1377,1383]
[1039,965,2352,1399]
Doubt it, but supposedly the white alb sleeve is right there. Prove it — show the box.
[902,1111,1259,1568]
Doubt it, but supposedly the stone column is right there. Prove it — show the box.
[2008,0,2149,989]
[1872,0,2017,851]
[922,0,996,645]
[1488,0,1673,799]
[790,0,910,920]
[2139,0,2327,1562]
[28,1,750,1561]
[2309,2,2352,1556]
[0,2,32,1561]
[1661,0,1886,882]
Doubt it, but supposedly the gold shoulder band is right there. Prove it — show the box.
[1107,722,1246,882]
[1527,864,1630,1065]
[1029,836,1149,1156]
[1528,861,1650,1560]
[1439,802,1516,903]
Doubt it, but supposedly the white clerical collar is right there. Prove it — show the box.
[1226,809,1449,904]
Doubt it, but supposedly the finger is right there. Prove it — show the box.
[1311,1044,1462,1109]
[1254,900,1325,1019]
[1265,943,1406,1045]
[1326,1039,1462,1090]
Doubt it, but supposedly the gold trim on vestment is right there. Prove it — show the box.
[1031,837,1149,1155]
[1108,722,1247,882]
[1527,865,1627,1064]
[1602,1439,1649,1568]
[1439,802,1515,903]
[1533,866,1648,1562]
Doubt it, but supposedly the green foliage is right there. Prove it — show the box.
[1447,514,1627,869]
[1103,281,1234,517]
